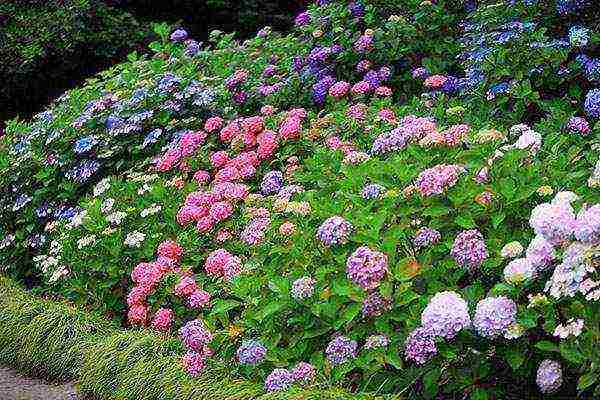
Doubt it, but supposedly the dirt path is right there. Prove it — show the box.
[0,367,78,400]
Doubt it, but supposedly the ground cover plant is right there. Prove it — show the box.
[1,1,599,399]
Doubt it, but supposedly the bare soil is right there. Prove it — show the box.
[0,367,78,400]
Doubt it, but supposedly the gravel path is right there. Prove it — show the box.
[0,367,78,400]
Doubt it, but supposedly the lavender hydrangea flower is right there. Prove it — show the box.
[536,360,562,393]
[291,276,316,300]
[565,116,590,135]
[291,362,316,383]
[421,291,471,339]
[546,242,590,299]
[179,319,213,351]
[236,340,267,365]
[346,246,388,290]
[473,296,517,338]
[584,89,600,118]
[264,368,294,392]
[260,171,284,195]
[405,327,437,365]
[316,216,353,247]
[370,128,411,155]
[574,204,600,244]
[451,229,488,272]
[170,28,188,42]
[325,336,357,365]
[526,234,555,271]
[413,227,441,248]
[529,201,577,245]
[361,183,386,199]
[503,257,536,284]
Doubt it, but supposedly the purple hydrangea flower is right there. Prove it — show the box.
[413,227,441,248]
[348,1,365,18]
[361,183,386,199]
[325,336,357,365]
[526,234,555,272]
[170,28,188,42]
[451,229,488,272]
[473,296,517,338]
[362,291,391,318]
[291,362,316,383]
[294,11,311,26]
[405,327,437,365]
[346,246,388,290]
[536,360,563,394]
[260,171,284,195]
[371,128,412,155]
[421,291,471,339]
[316,216,353,247]
[264,368,294,392]
[574,204,600,244]
[179,319,213,352]
[584,89,600,118]
[236,340,267,366]
[291,276,316,300]
[565,116,590,135]
[529,201,577,245]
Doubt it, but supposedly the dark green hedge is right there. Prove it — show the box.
[0,0,154,124]
[0,275,392,400]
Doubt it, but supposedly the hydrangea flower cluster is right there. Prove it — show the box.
[316,216,353,247]
[404,327,438,365]
[413,227,441,249]
[204,248,243,280]
[346,246,388,290]
[415,164,465,197]
[451,229,488,272]
[179,319,213,353]
[291,276,316,300]
[236,340,267,366]
[536,360,563,393]
[473,296,517,338]
[503,257,536,284]
[325,336,358,365]
[421,291,471,339]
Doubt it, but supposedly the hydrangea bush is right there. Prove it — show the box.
[1,0,599,398]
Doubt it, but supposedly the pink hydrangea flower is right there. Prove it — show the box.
[157,240,183,262]
[174,276,198,297]
[127,304,148,326]
[204,116,224,132]
[151,308,173,332]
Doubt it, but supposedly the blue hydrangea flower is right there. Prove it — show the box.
[73,136,98,154]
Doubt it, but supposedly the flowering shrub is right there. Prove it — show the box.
[1,0,600,398]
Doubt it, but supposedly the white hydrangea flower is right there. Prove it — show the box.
[93,177,111,197]
[124,231,146,247]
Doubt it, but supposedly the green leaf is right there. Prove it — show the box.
[471,388,489,400]
[535,341,559,353]
[210,299,240,316]
[504,345,525,370]
[577,372,597,392]
[455,215,476,229]
[559,341,585,364]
